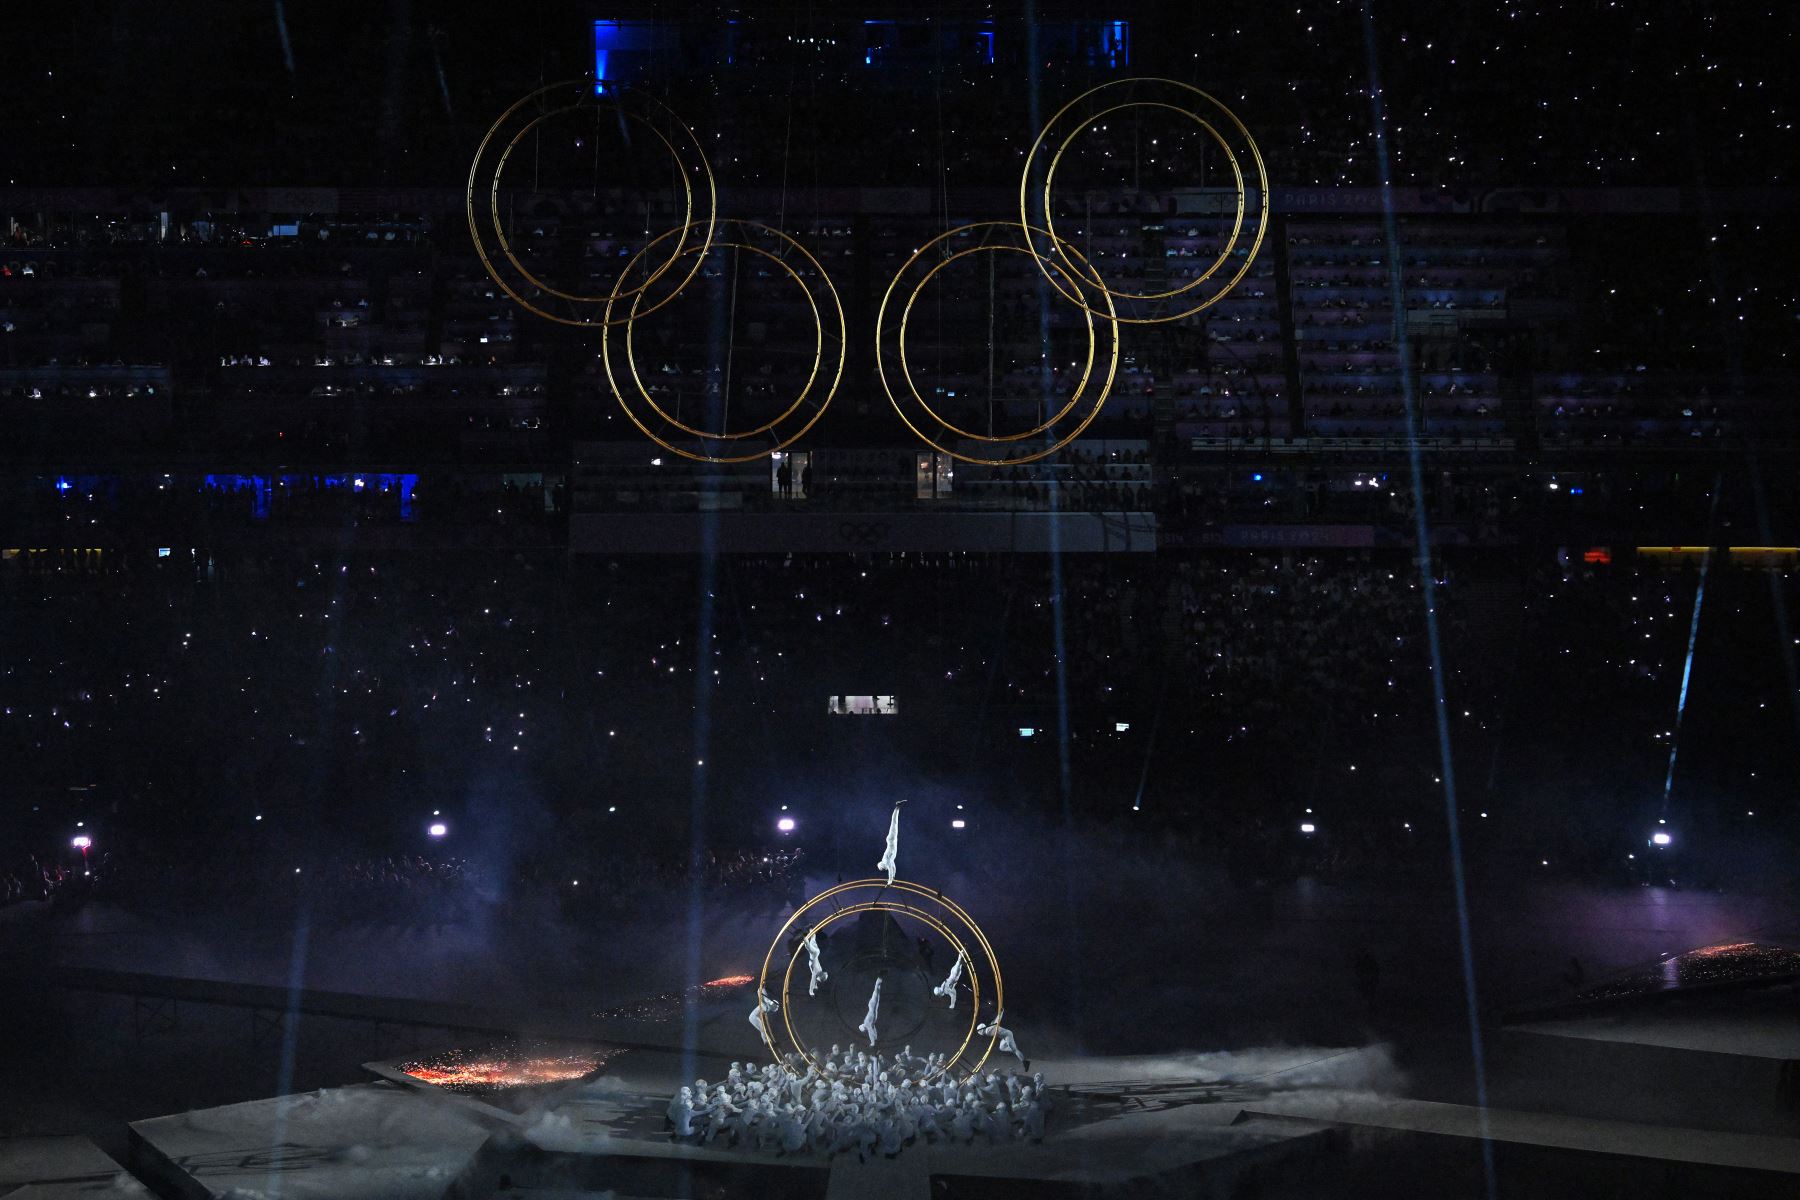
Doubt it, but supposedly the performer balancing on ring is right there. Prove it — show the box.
[804,930,830,997]
[877,800,906,886]
[858,976,883,1047]
[749,987,780,1039]
[932,949,966,1009]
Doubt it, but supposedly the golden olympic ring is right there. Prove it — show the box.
[1043,101,1245,304]
[757,879,1003,1084]
[491,103,689,306]
[601,219,845,464]
[1019,77,1269,324]
[876,221,1119,466]
[898,240,1099,443]
[466,79,716,328]
[774,902,980,1084]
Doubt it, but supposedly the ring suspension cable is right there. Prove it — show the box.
[777,7,798,240]
[723,244,741,437]
[987,254,997,438]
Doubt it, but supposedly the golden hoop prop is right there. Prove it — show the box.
[466,79,716,328]
[491,104,689,307]
[1019,77,1269,324]
[600,220,845,464]
[898,242,1099,443]
[773,902,981,1084]
[757,879,1003,1084]
[876,221,1119,466]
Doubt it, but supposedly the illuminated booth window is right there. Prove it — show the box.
[771,451,811,500]
[916,452,954,500]
[827,695,899,716]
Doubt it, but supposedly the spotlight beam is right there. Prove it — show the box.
[1361,5,1495,1196]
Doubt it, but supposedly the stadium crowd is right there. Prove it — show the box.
[6,547,1793,926]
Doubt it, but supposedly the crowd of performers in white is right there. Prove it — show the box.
[664,1046,1049,1158]
[664,800,1043,1157]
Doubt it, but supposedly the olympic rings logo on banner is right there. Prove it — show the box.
[468,76,1266,465]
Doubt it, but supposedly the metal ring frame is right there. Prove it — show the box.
[466,79,716,328]
[876,221,1120,466]
[775,902,981,1083]
[1019,77,1269,324]
[601,219,846,464]
[757,879,1002,1084]
[1038,100,1244,309]
[491,103,689,307]
[897,240,1099,443]
[472,76,1264,461]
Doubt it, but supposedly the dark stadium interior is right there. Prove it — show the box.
[3,3,1799,1198]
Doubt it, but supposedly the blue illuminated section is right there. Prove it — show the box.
[593,20,619,91]
[978,30,995,65]
[1102,20,1130,69]
[204,473,272,519]
[863,18,894,67]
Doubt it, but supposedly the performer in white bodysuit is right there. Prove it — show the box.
[932,950,965,1008]
[976,1011,1028,1070]
[749,987,780,1038]
[876,800,906,885]
[857,975,883,1047]
[804,930,829,996]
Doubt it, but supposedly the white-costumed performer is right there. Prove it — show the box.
[858,975,883,1047]
[876,800,906,885]
[932,949,965,1009]
[976,1011,1029,1071]
[749,987,780,1039]
[804,930,829,997]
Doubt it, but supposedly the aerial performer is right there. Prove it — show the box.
[932,950,965,1009]
[877,800,907,885]
[858,976,884,1047]
[749,988,780,1039]
[977,1011,1028,1071]
[804,930,830,996]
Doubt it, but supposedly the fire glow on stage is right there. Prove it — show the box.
[398,1046,612,1093]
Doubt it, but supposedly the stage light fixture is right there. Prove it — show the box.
[1651,832,1672,846]
[777,817,797,833]
[1299,823,1316,834]
[71,835,91,849]
[428,822,448,838]
[952,819,967,829]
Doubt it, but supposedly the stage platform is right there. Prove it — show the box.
[0,1135,150,1198]
[1495,980,1800,1136]
[102,1021,1800,1198]
[75,958,1800,1197]
[128,1081,492,1200]
[127,1046,1365,1199]
[1242,1095,1800,1199]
